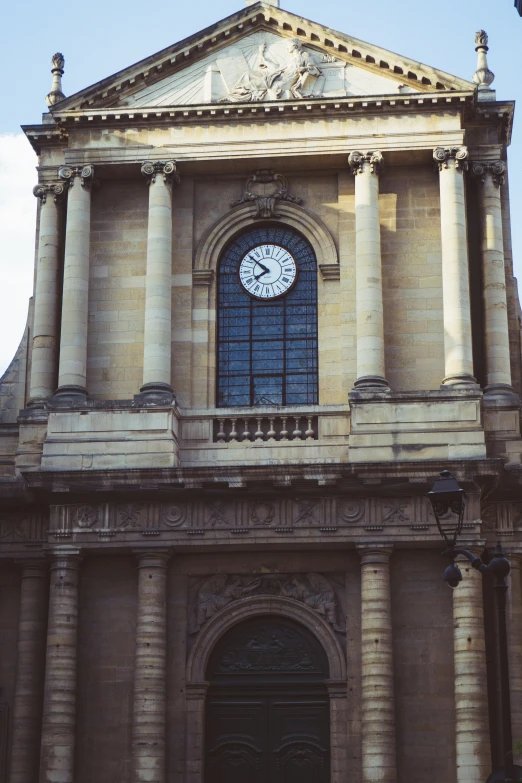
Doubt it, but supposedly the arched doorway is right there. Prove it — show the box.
[204,615,330,783]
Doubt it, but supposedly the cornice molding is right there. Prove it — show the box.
[48,3,473,116]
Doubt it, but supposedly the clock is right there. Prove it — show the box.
[238,244,297,300]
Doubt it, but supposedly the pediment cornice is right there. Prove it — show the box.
[50,1,474,116]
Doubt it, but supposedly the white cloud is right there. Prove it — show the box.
[0,134,38,376]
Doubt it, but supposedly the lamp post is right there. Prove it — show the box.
[428,470,522,783]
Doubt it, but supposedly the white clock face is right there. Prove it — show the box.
[238,244,298,299]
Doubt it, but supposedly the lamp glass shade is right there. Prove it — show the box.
[427,470,466,545]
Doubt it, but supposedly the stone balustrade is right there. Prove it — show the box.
[214,413,318,443]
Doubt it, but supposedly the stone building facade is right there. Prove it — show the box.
[1,3,522,782]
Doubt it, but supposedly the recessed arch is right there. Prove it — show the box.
[187,595,346,683]
[194,201,339,274]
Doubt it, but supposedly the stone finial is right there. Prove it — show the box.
[46,52,66,107]
[245,0,279,5]
[473,30,495,102]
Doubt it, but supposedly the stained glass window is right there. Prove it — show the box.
[217,226,318,407]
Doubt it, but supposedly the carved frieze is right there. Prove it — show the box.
[231,169,301,218]
[47,496,448,538]
[0,512,47,546]
[190,572,344,633]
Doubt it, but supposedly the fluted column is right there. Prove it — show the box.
[28,183,65,406]
[358,546,397,783]
[9,561,48,783]
[452,552,491,782]
[140,161,178,402]
[433,147,477,388]
[132,551,170,783]
[471,160,515,399]
[39,552,81,783]
[507,553,522,766]
[55,165,94,399]
[348,151,389,390]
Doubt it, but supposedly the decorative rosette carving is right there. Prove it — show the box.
[161,504,187,528]
[348,150,384,176]
[471,160,506,188]
[58,164,95,189]
[433,147,469,172]
[33,182,66,204]
[140,160,180,186]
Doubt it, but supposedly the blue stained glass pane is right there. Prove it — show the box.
[217,226,318,407]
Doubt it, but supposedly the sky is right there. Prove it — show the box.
[0,0,521,375]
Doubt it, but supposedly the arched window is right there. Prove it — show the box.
[217,226,318,407]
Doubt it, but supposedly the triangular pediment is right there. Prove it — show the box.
[51,2,475,115]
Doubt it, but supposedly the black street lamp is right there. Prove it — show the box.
[516,0,522,17]
[428,470,522,783]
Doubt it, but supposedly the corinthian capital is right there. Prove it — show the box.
[58,164,95,189]
[348,150,384,176]
[141,161,180,186]
[433,147,469,172]
[471,160,506,188]
[33,182,66,204]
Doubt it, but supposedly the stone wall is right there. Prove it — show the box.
[83,164,448,406]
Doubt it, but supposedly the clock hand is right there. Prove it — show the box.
[253,259,270,280]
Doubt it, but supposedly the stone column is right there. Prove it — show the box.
[358,546,397,783]
[55,165,95,399]
[28,183,65,406]
[506,553,522,766]
[471,160,515,399]
[433,147,477,388]
[348,151,389,390]
[9,561,48,783]
[452,552,491,782]
[132,551,170,783]
[140,161,179,402]
[39,552,81,783]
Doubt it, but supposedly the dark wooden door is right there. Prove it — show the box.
[204,615,331,783]
[205,691,329,783]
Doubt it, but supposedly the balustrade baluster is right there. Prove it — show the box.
[229,419,238,442]
[242,419,251,441]
[255,418,264,441]
[217,419,226,442]
[267,419,276,441]
[305,417,314,440]
[280,417,288,441]
[292,417,302,440]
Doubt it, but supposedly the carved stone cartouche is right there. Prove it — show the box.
[232,170,301,218]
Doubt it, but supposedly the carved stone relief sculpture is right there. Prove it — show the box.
[190,572,344,633]
[231,169,301,218]
[220,39,322,103]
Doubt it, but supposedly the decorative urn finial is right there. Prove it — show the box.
[473,30,495,101]
[45,52,65,107]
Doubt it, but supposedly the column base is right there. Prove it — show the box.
[52,385,88,407]
[26,396,48,410]
[135,382,175,406]
[440,374,480,390]
[352,375,390,391]
[483,383,520,406]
